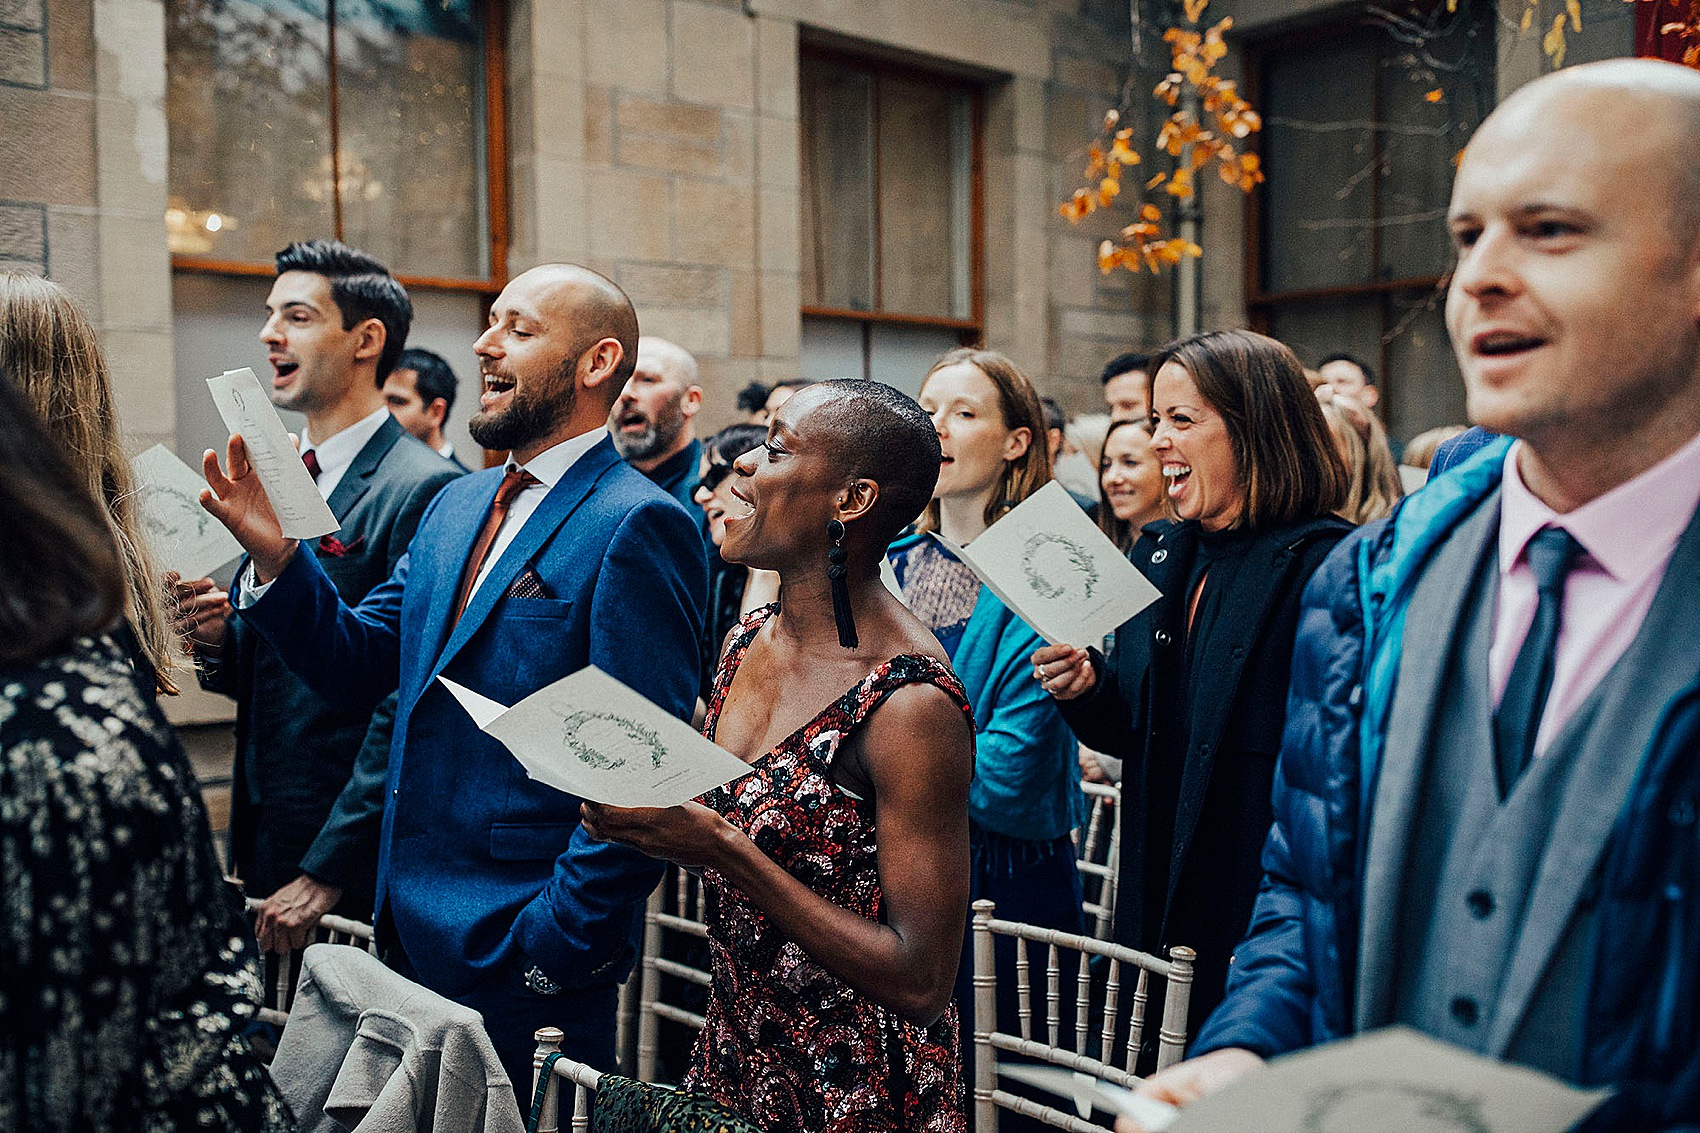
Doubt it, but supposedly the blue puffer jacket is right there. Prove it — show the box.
[1193,437,1700,1130]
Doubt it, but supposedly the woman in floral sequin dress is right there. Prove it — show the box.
[0,373,292,1131]
[584,381,976,1132]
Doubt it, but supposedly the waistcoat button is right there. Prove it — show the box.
[1154,630,1172,646]
[1450,997,1480,1026]
[1466,890,1494,919]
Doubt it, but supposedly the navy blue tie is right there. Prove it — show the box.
[1494,525,1583,798]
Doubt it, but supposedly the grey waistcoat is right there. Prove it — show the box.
[1356,489,1700,1079]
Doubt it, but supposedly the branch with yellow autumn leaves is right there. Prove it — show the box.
[1059,0,1258,274]
[1062,0,1700,276]
[1504,0,1700,71]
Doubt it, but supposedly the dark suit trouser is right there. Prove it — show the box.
[389,948,617,1113]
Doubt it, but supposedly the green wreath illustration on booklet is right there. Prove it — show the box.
[556,709,668,772]
[1020,529,1100,603]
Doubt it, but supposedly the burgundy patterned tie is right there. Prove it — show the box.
[302,449,322,481]
[452,467,540,627]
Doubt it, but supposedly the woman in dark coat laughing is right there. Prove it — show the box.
[1032,329,1352,1042]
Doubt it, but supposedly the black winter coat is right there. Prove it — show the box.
[1059,514,1351,1036]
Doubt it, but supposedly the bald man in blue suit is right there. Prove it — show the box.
[203,264,707,1099]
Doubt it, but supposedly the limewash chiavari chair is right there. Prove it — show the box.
[635,864,712,1082]
[1076,779,1122,941]
[531,1027,603,1133]
[971,898,1195,1131]
[242,897,377,1027]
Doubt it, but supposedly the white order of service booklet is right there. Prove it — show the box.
[932,479,1160,647]
[439,667,753,807]
[205,366,339,540]
[999,1028,1609,1133]
[131,443,244,580]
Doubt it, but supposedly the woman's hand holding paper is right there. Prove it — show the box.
[1031,642,1096,701]
[580,800,738,871]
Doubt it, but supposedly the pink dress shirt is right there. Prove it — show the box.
[1490,428,1700,757]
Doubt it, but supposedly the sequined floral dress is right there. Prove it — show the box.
[681,606,972,1133]
[0,636,293,1132]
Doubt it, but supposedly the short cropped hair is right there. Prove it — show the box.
[811,379,942,545]
[275,240,412,383]
[1151,329,1348,530]
[1318,351,1377,388]
[735,381,771,415]
[396,347,458,417]
[1101,352,1152,385]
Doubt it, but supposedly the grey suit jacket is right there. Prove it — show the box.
[203,415,461,915]
[272,944,525,1133]
[1357,488,1700,1054]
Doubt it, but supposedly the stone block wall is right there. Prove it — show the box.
[20,0,1180,461]
[0,0,174,450]
[504,0,802,430]
[1,0,97,291]
[504,0,1164,427]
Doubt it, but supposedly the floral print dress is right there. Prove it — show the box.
[682,607,972,1133]
[0,636,293,1132]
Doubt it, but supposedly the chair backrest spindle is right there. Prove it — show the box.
[1101,959,1121,1065]
[1046,943,1061,1047]
[1015,937,1032,1040]
[1126,968,1150,1076]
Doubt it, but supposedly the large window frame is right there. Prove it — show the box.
[168,0,510,296]
[1238,2,1508,445]
[799,43,987,360]
[1241,14,1472,408]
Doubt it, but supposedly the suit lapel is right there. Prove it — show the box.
[325,415,404,519]
[1355,492,1500,1030]
[428,437,621,681]
[1486,501,1700,1052]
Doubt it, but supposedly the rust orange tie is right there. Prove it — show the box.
[452,467,540,627]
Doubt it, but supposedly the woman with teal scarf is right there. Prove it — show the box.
[887,349,1087,1077]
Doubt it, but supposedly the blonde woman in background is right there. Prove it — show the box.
[0,273,185,696]
[1322,392,1403,525]
[887,350,1087,1122]
[1064,411,1111,483]
[1096,418,1169,554]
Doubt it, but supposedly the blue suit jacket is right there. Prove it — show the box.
[240,435,707,997]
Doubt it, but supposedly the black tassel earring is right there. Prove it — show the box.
[826,518,858,649]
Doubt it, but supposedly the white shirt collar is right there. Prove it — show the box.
[506,427,609,489]
[301,407,391,485]
[438,441,456,460]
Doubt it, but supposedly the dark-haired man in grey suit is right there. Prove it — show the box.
[179,240,461,949]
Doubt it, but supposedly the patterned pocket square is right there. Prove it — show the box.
[317,533,365,557]
[506,567,552,600]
